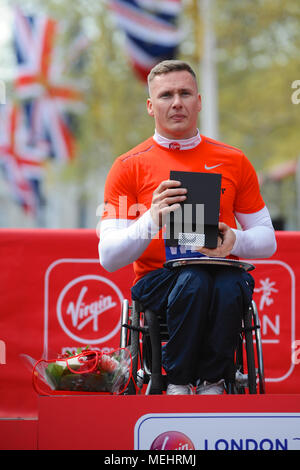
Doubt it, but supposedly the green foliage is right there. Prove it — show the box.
[10,0,300,227]
[213,0,300,171]
[15,0,300,172]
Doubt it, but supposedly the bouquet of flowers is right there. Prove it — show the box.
[32,347,132,395]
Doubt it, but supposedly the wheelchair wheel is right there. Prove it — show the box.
[120,299,140,394]
[120,299,129,349]
[233,300,265,394]
[231,333,246,394]
[252,300,266,394]
[243,304,257,394]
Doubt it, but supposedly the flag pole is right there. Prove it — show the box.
[199,0,219,140]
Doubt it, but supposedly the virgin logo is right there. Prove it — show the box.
[150,431,195,450]
[66,286,117,332]
[57,275,123,344]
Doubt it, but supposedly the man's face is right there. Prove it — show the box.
[147,70,202,140]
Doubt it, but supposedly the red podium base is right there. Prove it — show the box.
[37,394,300,450]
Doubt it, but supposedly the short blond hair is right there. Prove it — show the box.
[147,60,197,91]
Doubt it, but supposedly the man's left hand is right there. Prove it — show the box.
[197,222,236,258]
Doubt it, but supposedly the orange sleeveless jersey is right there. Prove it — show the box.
[101,135,265,283]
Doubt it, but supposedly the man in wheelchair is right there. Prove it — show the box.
[99,60,277,395]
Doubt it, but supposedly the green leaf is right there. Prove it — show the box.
[45,363,65,389]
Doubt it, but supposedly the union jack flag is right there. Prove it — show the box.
[109,0,183,81]
[0,103,48,215]
[23,98,76,162]
[13,7,84,161]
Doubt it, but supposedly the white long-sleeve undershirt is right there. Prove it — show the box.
[99,210,159,272]
[98,206,277,272]
[231,207,276,259]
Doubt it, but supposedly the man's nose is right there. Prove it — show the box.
[172,94,182,107]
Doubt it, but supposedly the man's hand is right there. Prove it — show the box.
[197,222,236,258]
[150,180,187,228]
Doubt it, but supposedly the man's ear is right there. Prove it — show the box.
[197,94,202,112]
[147,98,154,117]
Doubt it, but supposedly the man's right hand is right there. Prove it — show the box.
[150,180,187,228]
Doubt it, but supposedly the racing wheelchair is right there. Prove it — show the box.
[120,258,265,396]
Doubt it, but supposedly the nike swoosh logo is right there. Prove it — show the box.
[204,163,223,170]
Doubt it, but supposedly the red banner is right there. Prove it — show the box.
[0,229,299,418]
[251,258,297,391]
[0,229,134,418]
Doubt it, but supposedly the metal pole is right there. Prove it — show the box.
[199,0,219,140]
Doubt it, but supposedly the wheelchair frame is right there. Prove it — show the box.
[120,298,265,395]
